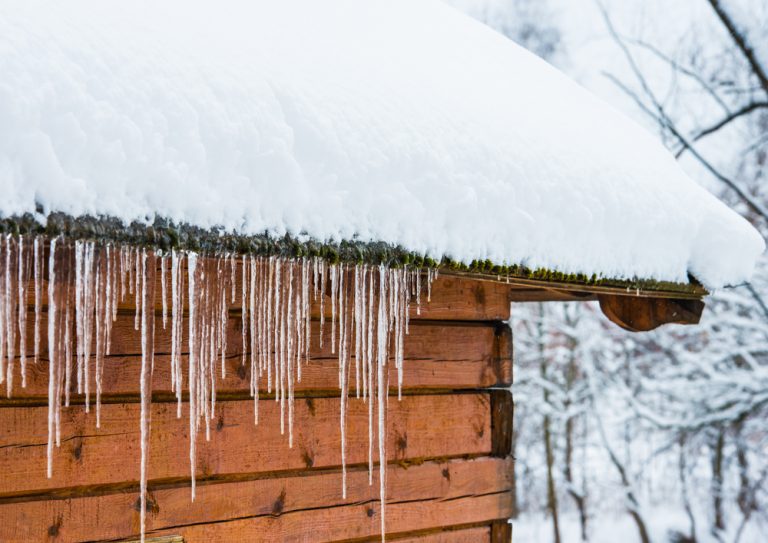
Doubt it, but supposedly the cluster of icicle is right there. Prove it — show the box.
[0,234,436,542]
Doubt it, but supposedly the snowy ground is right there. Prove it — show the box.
[513,509,768,543]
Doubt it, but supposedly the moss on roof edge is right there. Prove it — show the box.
[0,212,706,298]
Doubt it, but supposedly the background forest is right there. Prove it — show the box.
[448,1,768,541]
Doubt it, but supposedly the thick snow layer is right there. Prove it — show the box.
[0,0,763,288]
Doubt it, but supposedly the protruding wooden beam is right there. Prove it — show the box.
[598,295,705,332]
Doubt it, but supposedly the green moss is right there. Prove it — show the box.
[0,212,704,296]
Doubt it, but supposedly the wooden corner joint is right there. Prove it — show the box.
[597,294,705,332]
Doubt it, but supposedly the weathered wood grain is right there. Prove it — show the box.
[0,393,491,497]
[395,527,492,542]
[149,491,512,543]
[6,320,511,402]
[23,269,514,323]
[0,457,511,542]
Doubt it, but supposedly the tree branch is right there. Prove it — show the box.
[691,101,768,142]
[706,0,768,96]
[596,1,768,223]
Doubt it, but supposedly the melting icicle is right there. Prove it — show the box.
[5,235,17,396]
[331,264,337,354]
[94,248,103,427]
[367,265,375,485]
[34,237,41,366]
[161,253,168,330]
[170,250,184,417]
[338,264,350,498]
[249,256,257,423]
[18,236,27,388]
[377,264,388,541]
[46,238,58,479]
[187,252,198,501]
[319,259,326,348]
[0,238,6,389]
[138,248,154,543]
[241,255,248,369]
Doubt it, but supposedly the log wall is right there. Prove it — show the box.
[0,273,514,542]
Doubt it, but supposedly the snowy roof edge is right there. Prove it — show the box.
[1,212,707,299]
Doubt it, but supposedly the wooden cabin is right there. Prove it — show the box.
[0,2,761,542]
[0,233,707,542]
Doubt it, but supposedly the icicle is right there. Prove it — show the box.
[134,247,141,331]
[33,237,41,366]
[18,236,27,388]
[83,242,95,413]
[249,256,257,410]
[220,259,228,381]
[367,266,375,485]
[202,262,212,442]
[241,255,248,368]
[278,260,287,435]
[54,245,67,449]
[319,259,326,348]
[63,256,73,409]
[266,257,274,394]
[427,268,433,302]
[170,250,183,416]
[105,244,115,355]
[63,258,73,409]
[313,257,319,301]
[361,266,369,402]
[302,258,310,379]
[5,235,16,396]
[0,238,6,389]
[259,257,267,381]
[274,258,281,412]
[120,245,128,301]
[94,248,103,428]
[138,248,154,543]
[249,257,261,424]
[376,264,388,541]
[46,237,58,479]
[339,264,349,498]
[187,252,198,501]
[74,241,84,395]
[416,269,422,316]
[286,263,294,447]
[230,254,236,304]
[331,264,337,354]
[161,253,168,330]
[304,259,311,363]
[396,270,405,401]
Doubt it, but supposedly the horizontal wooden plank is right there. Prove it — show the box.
[0,393,491,497]
[395,527,492,542]
[8,319,509,402]
[152,490,512,542]
[24,261,513,323]
[0,457,511,542]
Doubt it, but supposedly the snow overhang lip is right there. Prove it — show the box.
[0,212,707,302]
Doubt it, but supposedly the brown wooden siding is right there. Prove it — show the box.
[0,273,514,542]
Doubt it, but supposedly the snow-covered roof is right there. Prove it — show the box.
[0,0,763,289]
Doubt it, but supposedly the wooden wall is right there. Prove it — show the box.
[0,272,514,542]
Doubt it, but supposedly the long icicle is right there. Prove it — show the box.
[187,252,199,501]
[377,264,388,541]
[6,235,16,396]
[18,236,27,388]
[46,238,58,479]
[138,248,155,543]
[33,237,41,366]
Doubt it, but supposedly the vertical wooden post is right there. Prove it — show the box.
[490,320,514,542]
